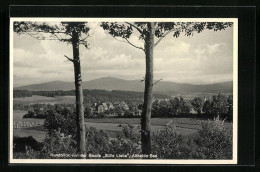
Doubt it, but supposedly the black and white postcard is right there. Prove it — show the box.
[9,18,238,164]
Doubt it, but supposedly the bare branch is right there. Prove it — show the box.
[124,38,145,52]
[26,30,67,34]
[52,33,63,41]
[27,32,71,42]
[64,55,74,63]
[140,76,145,82]
[154,29,174,47]
[79,33,90,42]
[88,28,96,37]
[109,35,144,52]
[50,31,67,34]
[125,22,143,35]
[51,33,71,42]
[27,33,49,40]
[154,23,193,47]
[111,36,127,43]
[152,79,163,86]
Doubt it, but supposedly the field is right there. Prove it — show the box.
[85,118,232,139]
[85,120,201,139]
[13,110,45,141]
[13,110,233,142]
[13,110,45,122]
[14,95,75,105]
[13,129,46,142]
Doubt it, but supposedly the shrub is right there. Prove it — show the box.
[40,131,77,159]
[190,97,204,114]
[152,97,191,117]
[23,111,35,118]
[35,113,47,119]
[86,127,110,156]
[109,124,141,155]
[202,93,233,121]
[152,100,172,117]
[42,108,78,158]
[43,109,77,139]
[202,100,212,115]
[84,106,93,118]
[13,136,43,159]
[195,116,232,159]
[152,122,187,159]
[13,136,42,153]
[13,146,42,159]
[151,117,233,159]
[176,139,207,159]
[226,95,233,121]
[85,124,141,157]
[169,97,191,116]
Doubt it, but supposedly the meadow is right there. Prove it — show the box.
[13,95,75,105]
[13,109,232,142]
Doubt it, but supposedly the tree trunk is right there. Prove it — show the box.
[72,30,86,156]
[141,22,155,155]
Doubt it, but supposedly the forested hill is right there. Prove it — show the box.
[14,77,233,95]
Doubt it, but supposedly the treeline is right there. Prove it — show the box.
[14,90,75,98]
[20,103,141,119]
[14,89,169,104]
[152,93,233,121]
[84,90,167,105]
[22,103,75,119]
[13,90,33,98]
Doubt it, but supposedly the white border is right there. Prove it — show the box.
[9,18,238,164]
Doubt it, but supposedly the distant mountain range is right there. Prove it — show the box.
[14,77,233,95]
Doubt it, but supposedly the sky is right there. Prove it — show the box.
[13,21,234,87]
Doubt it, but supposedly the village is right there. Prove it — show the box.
[88,101,142,117]
[15,100,145,121]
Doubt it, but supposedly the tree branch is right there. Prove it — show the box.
[125,22,143,35]
[152,79,163,86]
[154,29,174,47]
[124,38,145,52]
[64,55,74,63]
[26,30,67,34]
[110,36,144,52]
[26,33,46,40]
[52,33,64,41]
[110,36,126,43]
[50,31,67,34]
[50,33,71,42]
[27,32,71,42]
[79,33,90,42]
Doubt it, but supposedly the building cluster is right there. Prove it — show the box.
[90,101,128,113]
[89,101,142,117]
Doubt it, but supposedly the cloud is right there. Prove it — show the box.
[13,22,233,86]
[13,39,75,86]
[81,47,144,71]
[153,40,232,77]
